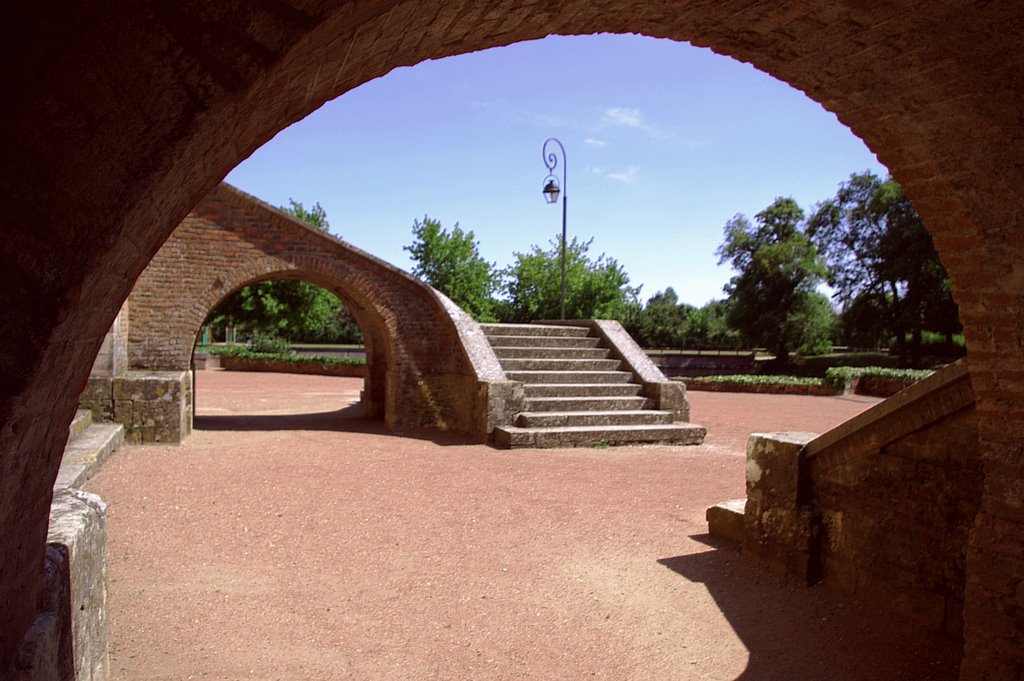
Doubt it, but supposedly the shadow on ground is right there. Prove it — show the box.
[194,403,476,446]
[658,536,961,681]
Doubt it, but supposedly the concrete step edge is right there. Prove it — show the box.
[55,423,125,491]
[493,423,707,449]
[69,409,93,441]
[480,323,592,337]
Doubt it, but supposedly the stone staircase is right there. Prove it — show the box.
[54,409,125,491]
[481,323,706,448]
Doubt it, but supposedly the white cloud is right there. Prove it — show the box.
[584,137,608,147]
[604,107,644,128]
[607,165,639,183]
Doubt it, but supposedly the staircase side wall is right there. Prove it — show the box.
[809,404,982,634]
[745,364,983,636]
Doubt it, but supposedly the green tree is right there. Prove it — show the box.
[284,198,330,231]
[206,200,363,343]
[634,288,694,349]
[403,216,498,321]
[806,172,960,364]
[499,236,639,323]
[716,197,831,363]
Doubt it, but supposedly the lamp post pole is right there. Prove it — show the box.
[542,137,567,320]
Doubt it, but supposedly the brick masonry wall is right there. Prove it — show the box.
[2,3,1024,678]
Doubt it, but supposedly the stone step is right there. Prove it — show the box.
[493,423,707,449]
[506,370,635,384]
[517,410,676,428]
[54,423,125,491]
[706,498,746,544]
[485,334,601,349]
[524,383,644,398]
[491,346,610,360]
[69,409,93,442]
[480,323,592,338]
[524,396,651,412]
[500,357,622,372]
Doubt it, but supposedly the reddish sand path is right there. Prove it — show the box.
[85,370,959,680]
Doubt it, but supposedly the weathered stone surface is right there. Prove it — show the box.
[46,491,108,681]
[743,432,818,581]
[707,498,746,544]
[110,372,191,444]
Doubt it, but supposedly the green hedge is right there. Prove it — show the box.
[690,374,826,387]
[823,366,933,390]
[681,366,935,396]
[200,345,366,367]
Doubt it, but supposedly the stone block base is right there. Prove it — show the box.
[79,371,191,444]
[706,498,746,543]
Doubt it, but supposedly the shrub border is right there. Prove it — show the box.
[681,366,934,397]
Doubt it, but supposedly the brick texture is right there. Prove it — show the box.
[1,3,1023,678]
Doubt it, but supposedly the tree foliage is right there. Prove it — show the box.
[806,172,960,363]
[498,236,639,323]
[716,197,831,362]
[403,216,498,321]
[284,198,330,232]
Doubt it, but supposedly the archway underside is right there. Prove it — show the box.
[2,2,1023,677]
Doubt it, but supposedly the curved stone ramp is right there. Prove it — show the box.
[482,321,706,448]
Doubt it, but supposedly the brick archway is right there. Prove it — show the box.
[122,183,509,436]
[3,3,1023,676]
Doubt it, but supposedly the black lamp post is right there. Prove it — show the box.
[542,137,567,320]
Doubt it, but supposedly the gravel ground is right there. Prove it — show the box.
[85,370,960,680]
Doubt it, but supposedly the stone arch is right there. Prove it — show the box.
[3,4,1024,676]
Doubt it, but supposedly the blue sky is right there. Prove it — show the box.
[226,34,888,308]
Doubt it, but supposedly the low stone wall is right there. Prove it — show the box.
[742,361,980,636]
[47,492,109,681]
[11,491,109,681]
[78,371,191,444]
[219,356,366,377]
